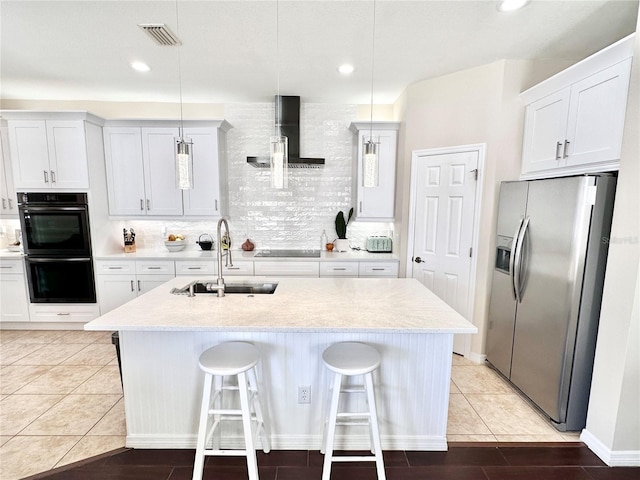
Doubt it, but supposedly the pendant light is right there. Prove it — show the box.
[174,0,193,190]
[270,0,288,189]
[363,0,379,188]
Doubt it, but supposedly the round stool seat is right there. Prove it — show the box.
[199,341,260,376]
[322,342,381,376]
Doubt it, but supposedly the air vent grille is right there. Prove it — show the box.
[138,24,182,46]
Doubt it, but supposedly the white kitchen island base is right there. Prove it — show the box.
[86,277,476,451]
[120,330,453,451]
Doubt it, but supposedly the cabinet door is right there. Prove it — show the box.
[45,121,89,189]
[183,127,221,216]
[137,274,175,295]
[565,59,632,168]
[104,127,147,216]
[141,128,183,216]
[7,120,50,188]
[521,88,571,175]
[1,127,18,216]
[0,274,30,322]
[97,274,138,314]
[356,128,397,220]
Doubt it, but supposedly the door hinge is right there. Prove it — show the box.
[471,169,478,181]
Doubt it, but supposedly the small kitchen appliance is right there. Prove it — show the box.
[197,234,213,250]
[366,236,392,253]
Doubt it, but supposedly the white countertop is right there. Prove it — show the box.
[85,276,477,334]
[94,249,398,262]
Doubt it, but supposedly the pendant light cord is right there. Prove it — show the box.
[275,0,280,137]
[369,0,376,139]
[176,0,185,139]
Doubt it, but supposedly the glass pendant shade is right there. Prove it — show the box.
[175,138,193,190]
[270,135,288,189]
[363,138,379,187]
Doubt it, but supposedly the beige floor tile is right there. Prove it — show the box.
[15,365,101,394]
[450,365,513,394]
[0,365,52,394]
[20,394,121,435]
[561,431,582,441]
[0,394,64,435]
[450,380,460,394]
[466,393,561,436]
[0,435,81,480]
[9,330,69,344]
[53,330,113,345]
[447,393,492,435]
[11,343,88,365]
[61,343,117,366]
[93,331,117,344]
[88,397,126,436]
[447,434,497,442]
[0,331,28,344]
[0,343,45,365]
[494,434,566,442]
[451,354,478,366]
[73,366,123,395]
[0,436,12,446]
[55,434,125,467]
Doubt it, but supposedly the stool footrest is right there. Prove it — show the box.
[336,421,370,426]
[203,449,249,457]
[329,456,378,462]
[336,412,371,418]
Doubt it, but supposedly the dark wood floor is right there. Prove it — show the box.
[25,444,638,480]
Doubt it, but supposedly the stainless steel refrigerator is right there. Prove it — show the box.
[486,174,616,431]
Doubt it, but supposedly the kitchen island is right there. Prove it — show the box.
[85,276,476,451]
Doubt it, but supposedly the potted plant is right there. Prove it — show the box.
[334,208,353,252]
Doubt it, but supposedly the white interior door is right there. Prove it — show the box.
[409,147,480,355]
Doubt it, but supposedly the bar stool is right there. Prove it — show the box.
[320,342,385,480]
[192,341,271,480]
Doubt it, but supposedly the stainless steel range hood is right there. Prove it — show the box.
[247,96,325,168]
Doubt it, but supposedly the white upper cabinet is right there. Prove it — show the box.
[349,121,400,221]
[2,112,96,189]
[520,34,634,179]
[103,120,230,217]
[0,125,18,217]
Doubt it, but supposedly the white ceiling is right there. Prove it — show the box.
[1,0,637,105]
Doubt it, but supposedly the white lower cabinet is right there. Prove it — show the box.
[222,261,254,276]
[175,261,216,276]
[320,262,359,277]
[359,261,399,277]
[254,261,320,277]
[0,258,30,323]
[28,304,100,323]
[96,260,175,314]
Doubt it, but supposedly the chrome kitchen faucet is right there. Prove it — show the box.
[213,218,233,297]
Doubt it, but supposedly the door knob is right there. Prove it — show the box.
[414,256,423,263]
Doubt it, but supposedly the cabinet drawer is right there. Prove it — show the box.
[254,261,319,277]
[175,261,215,275]
[0,258,25,274]
[136,260,175,275]
[320,262,359,277]
[94,260,136,275]
[222,261,254,276]
[359,262,399,277]
[28,303,100,323]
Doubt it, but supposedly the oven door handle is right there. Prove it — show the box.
[25,257,91,263]
[20,206,88,213]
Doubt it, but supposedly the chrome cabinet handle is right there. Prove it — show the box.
[140,199,144,211]
[43,170,49,183]
[372,268,385,271]
[50,170,56,183]
[359,201,363,213]
[555,142,563,160]
[146,267,161,270]
[7,198,12,209]
[215,199,218,212]
[146,199,150,211]
[563,140,570,158]
[333,267,346,271]
[2,198,6,209]
[56,312,70,316]
[130,280,134,292]
[107,266,123,270]
[137,280,141,291]
[187,267,202,270]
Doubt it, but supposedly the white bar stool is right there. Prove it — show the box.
[320,341,386,480]
[192,341,271,480]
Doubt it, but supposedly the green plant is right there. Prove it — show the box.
[335,208,354,239]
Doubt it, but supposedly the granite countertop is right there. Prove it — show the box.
[85,276,477,334]
[94,249,399,262]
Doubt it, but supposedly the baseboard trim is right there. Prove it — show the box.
[466,351,486,365]
[580,429,640,466]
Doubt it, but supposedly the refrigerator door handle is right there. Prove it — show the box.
[509,218,525,301]
[513,216,531,303]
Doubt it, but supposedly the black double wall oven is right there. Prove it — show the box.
[18,192,96,304]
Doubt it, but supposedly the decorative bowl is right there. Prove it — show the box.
[164,240,186,252]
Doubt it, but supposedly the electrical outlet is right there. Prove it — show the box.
[298,385,311,404]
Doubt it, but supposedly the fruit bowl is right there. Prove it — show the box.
[164,240,186,252]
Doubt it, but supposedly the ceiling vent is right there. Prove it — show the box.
[138,24,182,46]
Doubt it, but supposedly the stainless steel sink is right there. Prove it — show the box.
[171,280,278,296]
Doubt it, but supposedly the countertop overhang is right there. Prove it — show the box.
[85,276,477,334]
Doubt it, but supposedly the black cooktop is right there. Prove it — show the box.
[254,249,321,258]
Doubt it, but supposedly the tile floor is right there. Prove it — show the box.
[1,330,579,480]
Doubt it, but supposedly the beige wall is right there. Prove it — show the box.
[392,58,570,359]
[584,13,640,458]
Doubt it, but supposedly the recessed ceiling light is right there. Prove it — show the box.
[338,64,354,75]
[130,61,151,72]
[497,0,531,12]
